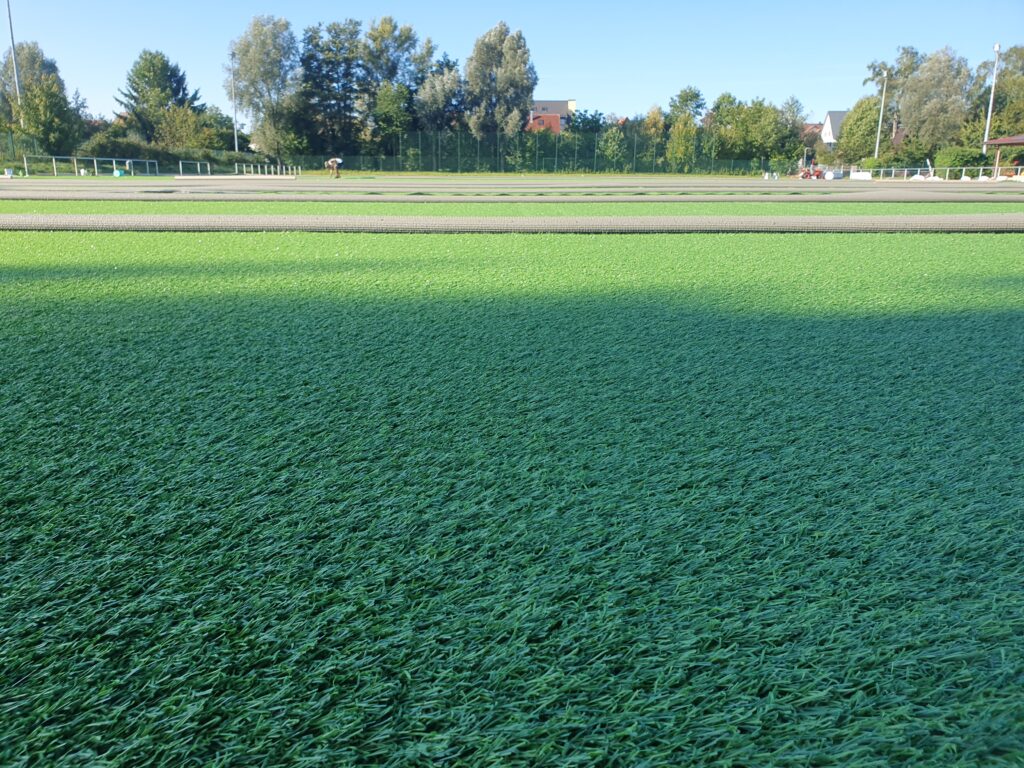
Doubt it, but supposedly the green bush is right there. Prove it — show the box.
[78,131,170,162]
[934,145,985,169]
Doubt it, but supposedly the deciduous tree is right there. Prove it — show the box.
[228,15,300,158]
[1,42,61,126]
[414,55,463,130]
[15,72,80,153]
[464,22,537,139]
[835,96,889,162]
[298,20,363,154]
[899,47,971,153]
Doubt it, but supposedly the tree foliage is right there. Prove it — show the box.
[116,50,201,142]
[464,22,537,139]
[228,15,300,157]
[668,86,705,124]
[1,42,61,126]
[297,20,363,154]
[371,81,412,152]
[898,47,971,152]
[15,73,81,153]
[664,118,698,171]
[835,96,889,162]
[361,17,434,94]
[414,55,463,132]
[597,124,627,170]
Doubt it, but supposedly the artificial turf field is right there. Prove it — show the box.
[1,193,1023,765]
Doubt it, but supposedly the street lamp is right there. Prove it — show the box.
[230,50,239,153]
[873,69,888,160]
[5,0,21,125]
[982,43,1001,156]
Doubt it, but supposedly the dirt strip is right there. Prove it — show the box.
[2,213,1023,233]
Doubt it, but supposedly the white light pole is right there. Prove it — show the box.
[5,0,21,124]
[873,69,888,159]
[230,51,239,153]
[982,43,1001,156]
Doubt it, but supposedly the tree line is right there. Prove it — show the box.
[1,17,1021,170]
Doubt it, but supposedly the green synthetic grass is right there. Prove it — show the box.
[1,200,1022,216]
[2,232,1023,766]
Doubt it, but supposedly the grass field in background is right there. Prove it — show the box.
[1,200,1022,217]
[2,232,1023,766]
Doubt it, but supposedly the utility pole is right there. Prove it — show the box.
[873,69,888,159]
[230,50,239,152]
[982,43,1001,156]
[5,0,22,126]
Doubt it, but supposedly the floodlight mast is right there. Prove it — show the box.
[5,0,22,125]
[982,43,1000,156]
[230,51,239,153]
[873,69,888,160]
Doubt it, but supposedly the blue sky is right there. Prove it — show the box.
[6,0,1021,124]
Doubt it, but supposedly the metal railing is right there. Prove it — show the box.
[234,163,302,176]
[851,165,1024,181]
[22,155,159,177]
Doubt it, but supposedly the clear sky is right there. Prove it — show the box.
[6,0,1021,125]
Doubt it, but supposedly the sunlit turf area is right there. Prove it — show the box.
[2,231,1023,765]
[1,199,1022,216]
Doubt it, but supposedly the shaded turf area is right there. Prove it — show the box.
[2,233,1023,766]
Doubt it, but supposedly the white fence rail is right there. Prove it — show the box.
[234,163,302,176]
[832,165,1024,182]
[178,161,212,176]
[23,155,159,177]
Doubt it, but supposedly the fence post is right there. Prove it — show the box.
[24,156,28,176]
[94,158,98,176]
[52,156,57,176]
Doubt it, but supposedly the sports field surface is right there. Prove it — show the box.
[2,175,1023,766]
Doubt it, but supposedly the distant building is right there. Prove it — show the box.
[821,111,848,148]
[527,100,577,134]
[802,122,823,144]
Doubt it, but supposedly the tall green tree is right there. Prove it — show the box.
[358,16,433,141]
[899,47,971,153]
[1,42,61,126]
[15,72,81,153]
[414,54,463,130]
[739,99,787,166]
[228,16,300,158]
[835,96,890,162]
[598,123,627,171]
[668,86,705,124]
[298,20,363,154]
[361,17,434,93]
[705,92,742,159]
[371,81,412,152]
[464,22,537,139]
[116,50,202,142]
[640,106,666,167]
[864,46,922,139]
[664,117,698,171]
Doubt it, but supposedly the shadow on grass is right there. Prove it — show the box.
[2,292,1022,766]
